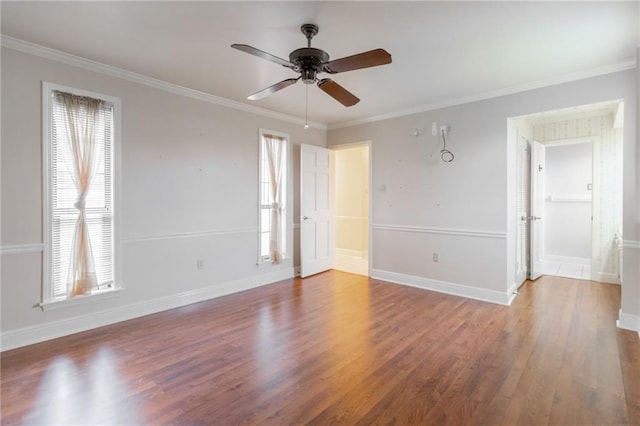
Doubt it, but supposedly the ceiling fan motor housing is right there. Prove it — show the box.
[289,48,329,84]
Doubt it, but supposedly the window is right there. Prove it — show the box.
[259,130,288,264]
[43,83,119,303]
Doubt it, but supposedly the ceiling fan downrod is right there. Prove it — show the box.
[290,24,327,84]
[300,23,318,47]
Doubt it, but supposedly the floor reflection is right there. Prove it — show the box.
[327,276,373,366]
[24,347,140,425]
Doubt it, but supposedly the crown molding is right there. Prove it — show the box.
[328,58,637,130]
[2,35,634,133]
[0,35,327,131]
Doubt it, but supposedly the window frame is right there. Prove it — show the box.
[42,82,122,308]
[257,129,290,265]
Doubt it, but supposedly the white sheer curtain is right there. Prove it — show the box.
[56,91,104,297]
[264,134,285,264]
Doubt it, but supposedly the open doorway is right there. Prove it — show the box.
[332,143,370,276]
[542,140,593,279]
[510,100,623,287]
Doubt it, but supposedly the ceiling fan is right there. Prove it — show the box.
[231,24,392,107]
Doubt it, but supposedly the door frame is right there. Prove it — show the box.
[330,141,373,277]
[508,100,623,289]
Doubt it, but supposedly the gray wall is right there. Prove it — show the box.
[1,47,325,348]
[328,69,638,326]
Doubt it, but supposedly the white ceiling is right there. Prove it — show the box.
[1,1,638,128]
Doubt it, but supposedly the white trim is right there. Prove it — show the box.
[371,269,512,306]
[328,60,636,130]
[623,240,640,249]
[335,248,367,258]
[617,309,640,333]
[507,281,519,305]
[1,243,44,255]
[540,136,600,147]
[122,227,258,244]
[1,268,295,351]
[593,272,621,285]
[38,288,123,311]
[1,35,326,131]
[372,223,506,239]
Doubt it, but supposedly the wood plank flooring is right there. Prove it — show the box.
[2,272,639,425]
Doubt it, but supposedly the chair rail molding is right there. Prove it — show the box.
[122,227,258,244]
[372,223,506,239]
[1,243,44,256]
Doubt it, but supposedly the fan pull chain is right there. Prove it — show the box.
[304,85,310,130]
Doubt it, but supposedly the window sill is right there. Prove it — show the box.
[257,257,289,266]
[37,287,123,311]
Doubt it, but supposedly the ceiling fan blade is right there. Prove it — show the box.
[317,79,360,107]
[323,48,392,74]
[231,44,294,68]
[247,78,300,101]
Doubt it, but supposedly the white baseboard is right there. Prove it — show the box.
[371,269,512,305]
[1,268,295,352]
[335,248,367,258]
[507,282,519,305]
[594,272,621,285]
[617,309,640,335]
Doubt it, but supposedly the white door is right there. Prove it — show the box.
[300,144,333,278]
[515,135,530,286]
[529,140,545,280]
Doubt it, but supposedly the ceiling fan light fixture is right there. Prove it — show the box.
[300,69,317,84]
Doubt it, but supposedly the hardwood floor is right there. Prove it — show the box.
[2,272,639,425]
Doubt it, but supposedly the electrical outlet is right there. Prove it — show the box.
[432,252,440,263]
[197,259,204,270]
